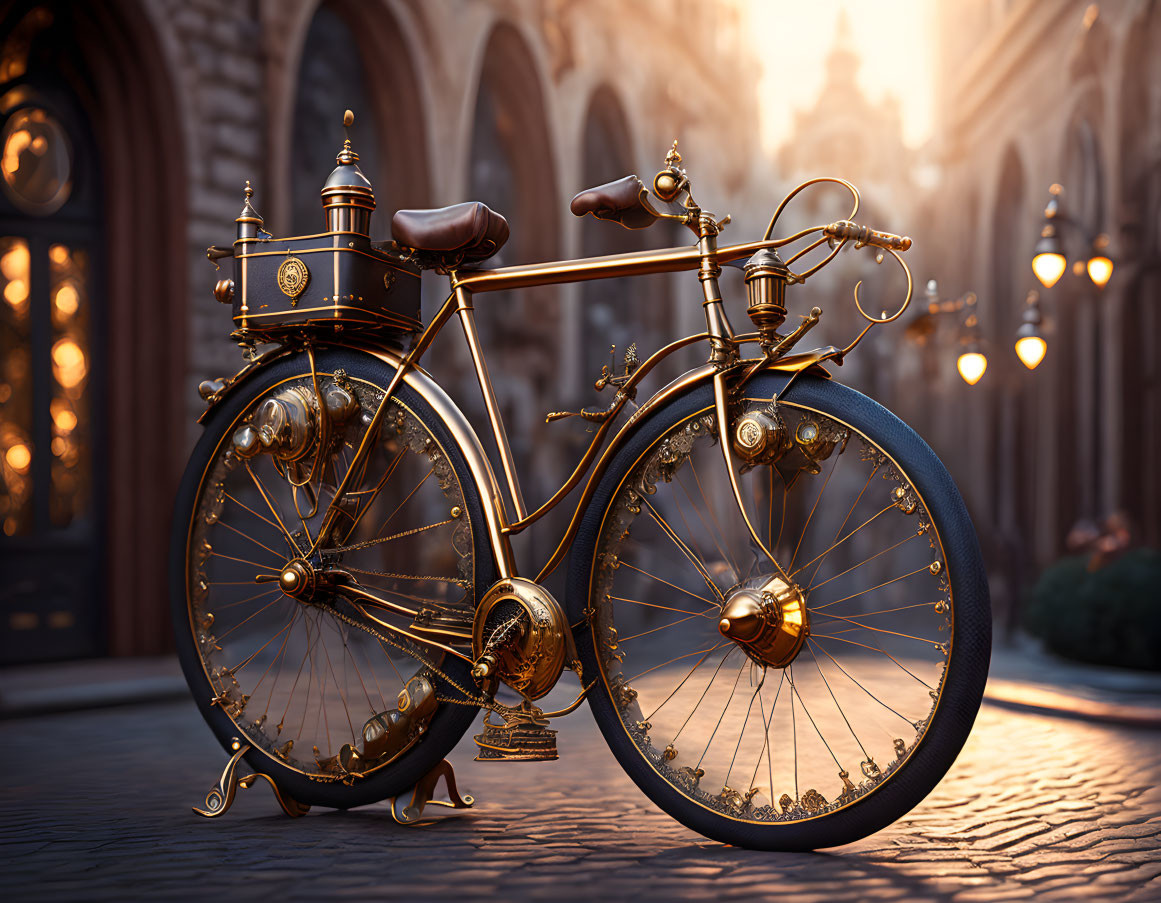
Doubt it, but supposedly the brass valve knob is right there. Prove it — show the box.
[214,278,234,304]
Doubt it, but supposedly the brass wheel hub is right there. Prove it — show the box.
[278,559,316,600]
[718,575,809,669]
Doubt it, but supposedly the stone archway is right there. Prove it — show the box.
[0,0,187,657]
[464,21,561,521]
[288,0,431,235]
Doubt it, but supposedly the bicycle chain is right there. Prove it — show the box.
[324,601,500,712]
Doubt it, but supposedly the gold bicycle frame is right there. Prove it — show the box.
[305,224,861,595]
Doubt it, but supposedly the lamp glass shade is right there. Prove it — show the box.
[957,351,988,385]
[1015,335,1047,369]
[1032,251,1067,288]
[1086,254,1113,288]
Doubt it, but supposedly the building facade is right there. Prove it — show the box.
[0,0,760,660]
[914,0,1161,630]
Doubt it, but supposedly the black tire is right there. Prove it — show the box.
[567,373,990,850]
[170,347,495,809]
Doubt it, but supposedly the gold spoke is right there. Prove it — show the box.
[808,639,917,725]
[664,645,733,738]
[224,491,297,552]
[789,453,841,572]
[793,501,897,582]
[344,444,408,538]
[812,564,933,610]
[375,466,434,537]
[216,519,288,561]
[787,665,843,770]
[697,657,749,768]
[687,456,742,577]
[337,618,377,714]
[812,611,939,646]
[800,462,883,586]
[244,460,301,554]
[626,641,730,684]
[725,667,766,786]
[817,601,934,618]
[617,561,717,606]
[608,594,718,620]
[805,530,922,594]
[258,607,299,717]
[230,609,297,677]
[214,586,282,612]
[248,609,300,695]
[210,550,282,570]
[642,498,724,601]
[806,643,869,760]
[749,672,785,799]
[810,634,936,690]
[216,595,284,643]
[679,460,740,578]
[620,613,708,642]
[648,644,735,723]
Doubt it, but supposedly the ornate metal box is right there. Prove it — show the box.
[215,115,421,344]
[231,233,420,339]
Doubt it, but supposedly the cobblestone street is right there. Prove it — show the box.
[3,685,1160,902]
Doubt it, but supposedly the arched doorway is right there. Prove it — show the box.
[0,1,185,661]
[289,0,430,235]
[579,85,641,380]
[465,22,560,516]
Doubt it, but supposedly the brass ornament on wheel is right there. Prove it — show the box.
[471,578,567,700]
[718,575,809,669]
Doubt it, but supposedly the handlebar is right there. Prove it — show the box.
[823,220,911,252]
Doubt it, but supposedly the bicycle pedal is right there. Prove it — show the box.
[473,705,558,762]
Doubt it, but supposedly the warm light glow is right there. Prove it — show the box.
[957,352,987,385]
[54,283,78,315]
[2,127,30,175]
[749,1,937,152]
[51,398,77,432]
[5,443,31,472]
[1087,255,1113,288]
[1015,335,1047,370]
[4,277,28,306]
[49,244,68,264]
[1,242,29,279]
[51,338,87,388]
[1032,251,1067,289]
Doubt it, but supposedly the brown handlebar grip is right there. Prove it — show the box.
[824,221,912,252]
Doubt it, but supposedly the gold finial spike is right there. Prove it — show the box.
[665,139,682,168]
[337,110,358,164]
[243,180,252,199]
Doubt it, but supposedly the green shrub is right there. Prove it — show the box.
[1022,548,1161,671]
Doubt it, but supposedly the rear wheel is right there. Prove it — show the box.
[569,373,990,850]
[170,348,495,808]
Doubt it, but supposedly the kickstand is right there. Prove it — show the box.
[192,744,310,819]
[389,759,475,825]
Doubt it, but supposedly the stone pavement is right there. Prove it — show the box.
[3,679,1160,902]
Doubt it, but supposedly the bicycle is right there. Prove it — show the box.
[173,112,990,851]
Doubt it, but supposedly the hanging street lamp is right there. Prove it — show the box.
[1031,183,1113,290]
[1014,290,1047,370]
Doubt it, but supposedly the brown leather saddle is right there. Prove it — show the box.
[569,175,659,230]
[391,202,509,267]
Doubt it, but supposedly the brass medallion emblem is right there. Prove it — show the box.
[277,256,310,302]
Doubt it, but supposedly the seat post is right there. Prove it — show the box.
[452,281,528,522]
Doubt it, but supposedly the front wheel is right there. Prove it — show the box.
[568,373,990,850]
